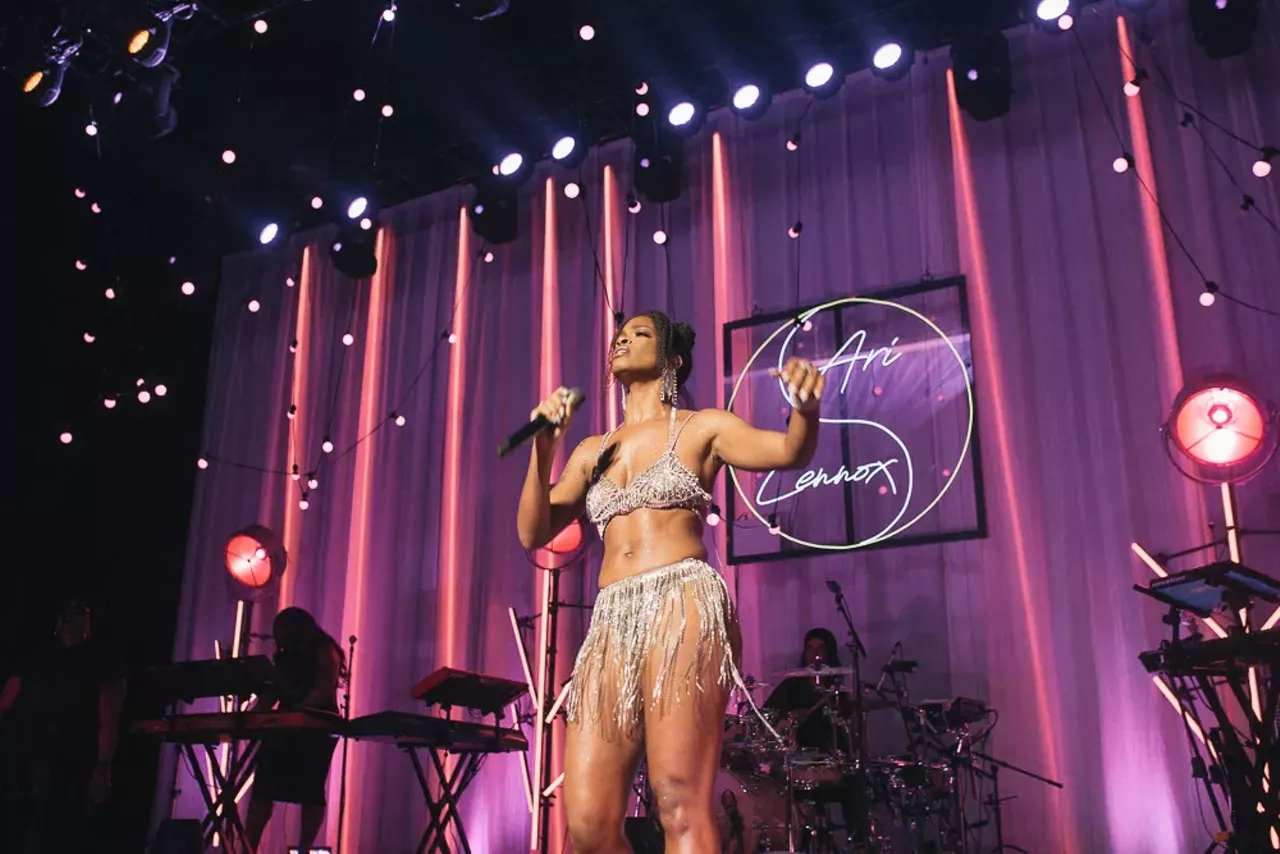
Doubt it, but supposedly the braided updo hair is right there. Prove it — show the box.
[616,310,695,386]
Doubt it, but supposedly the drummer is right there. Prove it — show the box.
[763,628,854,754]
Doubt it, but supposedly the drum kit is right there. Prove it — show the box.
[711,660,972,854]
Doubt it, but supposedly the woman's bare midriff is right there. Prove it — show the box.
[597,508,708,587]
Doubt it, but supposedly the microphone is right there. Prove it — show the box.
[826,580,841,594]
[497,388,586,458]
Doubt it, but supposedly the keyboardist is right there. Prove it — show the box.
[244,607,343,854]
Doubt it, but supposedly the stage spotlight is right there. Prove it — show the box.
[23,60,70,107]
[347,197,369,219]
[1190,0,1258,58]
[802,61,842,99]
[118,63,179,139]
[1164,374,1277,483]
[870,41,914,81]
[729,82,771,120]
[127,14,172,68]
[224,524,288,593]
[1032,0,1077,30]
[259,222,281,245]
[952,32,1013,121]
[469,182,519,245]
[668,101,696,127]
[551,134,586,168]
[498,152,524,177]
[633,136,684,203]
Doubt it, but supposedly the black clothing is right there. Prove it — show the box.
[254,639,341,805]
[763,676,853,753]
[7,638,123,766]
[1,638,122,854]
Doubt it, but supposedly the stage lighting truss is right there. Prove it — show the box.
[1163,374,1278,484]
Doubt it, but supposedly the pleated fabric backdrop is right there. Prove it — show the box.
[159,4,1280,852]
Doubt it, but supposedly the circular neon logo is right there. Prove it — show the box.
[727,295,975,552]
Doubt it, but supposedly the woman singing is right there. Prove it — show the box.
[517,310,825,853]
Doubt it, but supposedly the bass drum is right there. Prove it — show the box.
[712,768,796,854]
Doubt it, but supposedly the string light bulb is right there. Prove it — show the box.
[448,331,459,345]
[291,465,300,481]
[635,82,649,95]
[60,431,73,445]
[1254,146,1277,178]
[138,389,152,404]
[653,229,668,245]
[322,436,334,454]
[286,276,296,287]
[75,260,87,271]
[247,299,261,313]
[627,193,641,214]
[90,203,102,214]
[299,495,310,510]
[483,251,494,263]
[1113,153,1134,173]
[1200,281,1219,307]
[311,195,324,210]
[222,149,236,164]
[382,5,396,22]
[289,338,298,354]
[353,88,366,102]
[381,104,394,118]
[767,513,781,536]
[393,412,407,427]
[83,332,96,343]
[104,398,117,409]
[155,384,168,397]
[706,504,722,527]
[181,281,195,295]
[287,404,297,420]
[253,19,267,33]
[342,332,355,346]
[197,457,209,469]
[74,188,86,199]
[85,122,98,136]
[307,475,319,490]
[579,24,595,40]
[788,221,803,239]
[104,288,116,300]
[636,103,650,117]
[786,133,801,152]
[564,182,581,199]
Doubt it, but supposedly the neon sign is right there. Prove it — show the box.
[722,278,985,563]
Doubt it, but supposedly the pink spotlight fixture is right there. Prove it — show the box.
[224,524,287,591]
[1165,375,1277,483]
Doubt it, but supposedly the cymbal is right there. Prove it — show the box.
[773,665,856,679]
[736,679,772,691]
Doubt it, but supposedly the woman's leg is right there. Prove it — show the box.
[563,717,644,854]
[643,583,737,854]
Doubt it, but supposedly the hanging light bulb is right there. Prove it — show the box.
[83,332,96,343]
[104,398,117,409]
[60,431,73,444]
[322,436,334,453]
[253,19,268,34]
[247,299,261,313]
[342,332,355,346]
[155,384,168,397]
[197,457,209,469]
[706,504,722,527]
[653,229,668,245]
[138,389,152,404]
[104,288,116,300]
[393,412,407,427]
[299,495,310,510]
[291,464,300,481]
[181,281,195,295]
[1200,281,1220,307]
[307,475,319,490]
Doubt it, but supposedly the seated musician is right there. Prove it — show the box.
[0,599,127,854]
[764,627,849,753]
[245,607,343,854]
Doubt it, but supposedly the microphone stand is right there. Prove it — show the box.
[829,584,870,844]
[335,634,357,854]
[971,750,1062,853]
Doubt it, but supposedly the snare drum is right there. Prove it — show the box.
[868,756,955,815]
[788,749,856,793]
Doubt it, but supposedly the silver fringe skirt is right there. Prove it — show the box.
[565,558,739,740]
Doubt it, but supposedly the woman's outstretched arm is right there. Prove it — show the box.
[702,357,824,472]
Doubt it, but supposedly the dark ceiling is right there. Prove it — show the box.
[2,0,1063,247]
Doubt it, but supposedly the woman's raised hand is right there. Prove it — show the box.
[769,357,825,414]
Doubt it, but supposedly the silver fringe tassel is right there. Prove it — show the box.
[566,558,737,741]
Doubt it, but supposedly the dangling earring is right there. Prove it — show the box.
[662,365,678,406]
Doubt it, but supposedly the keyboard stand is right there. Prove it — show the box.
[178,738,260,853]
[402,744,488,854]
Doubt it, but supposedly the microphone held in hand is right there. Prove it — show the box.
[497,387,586,458]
